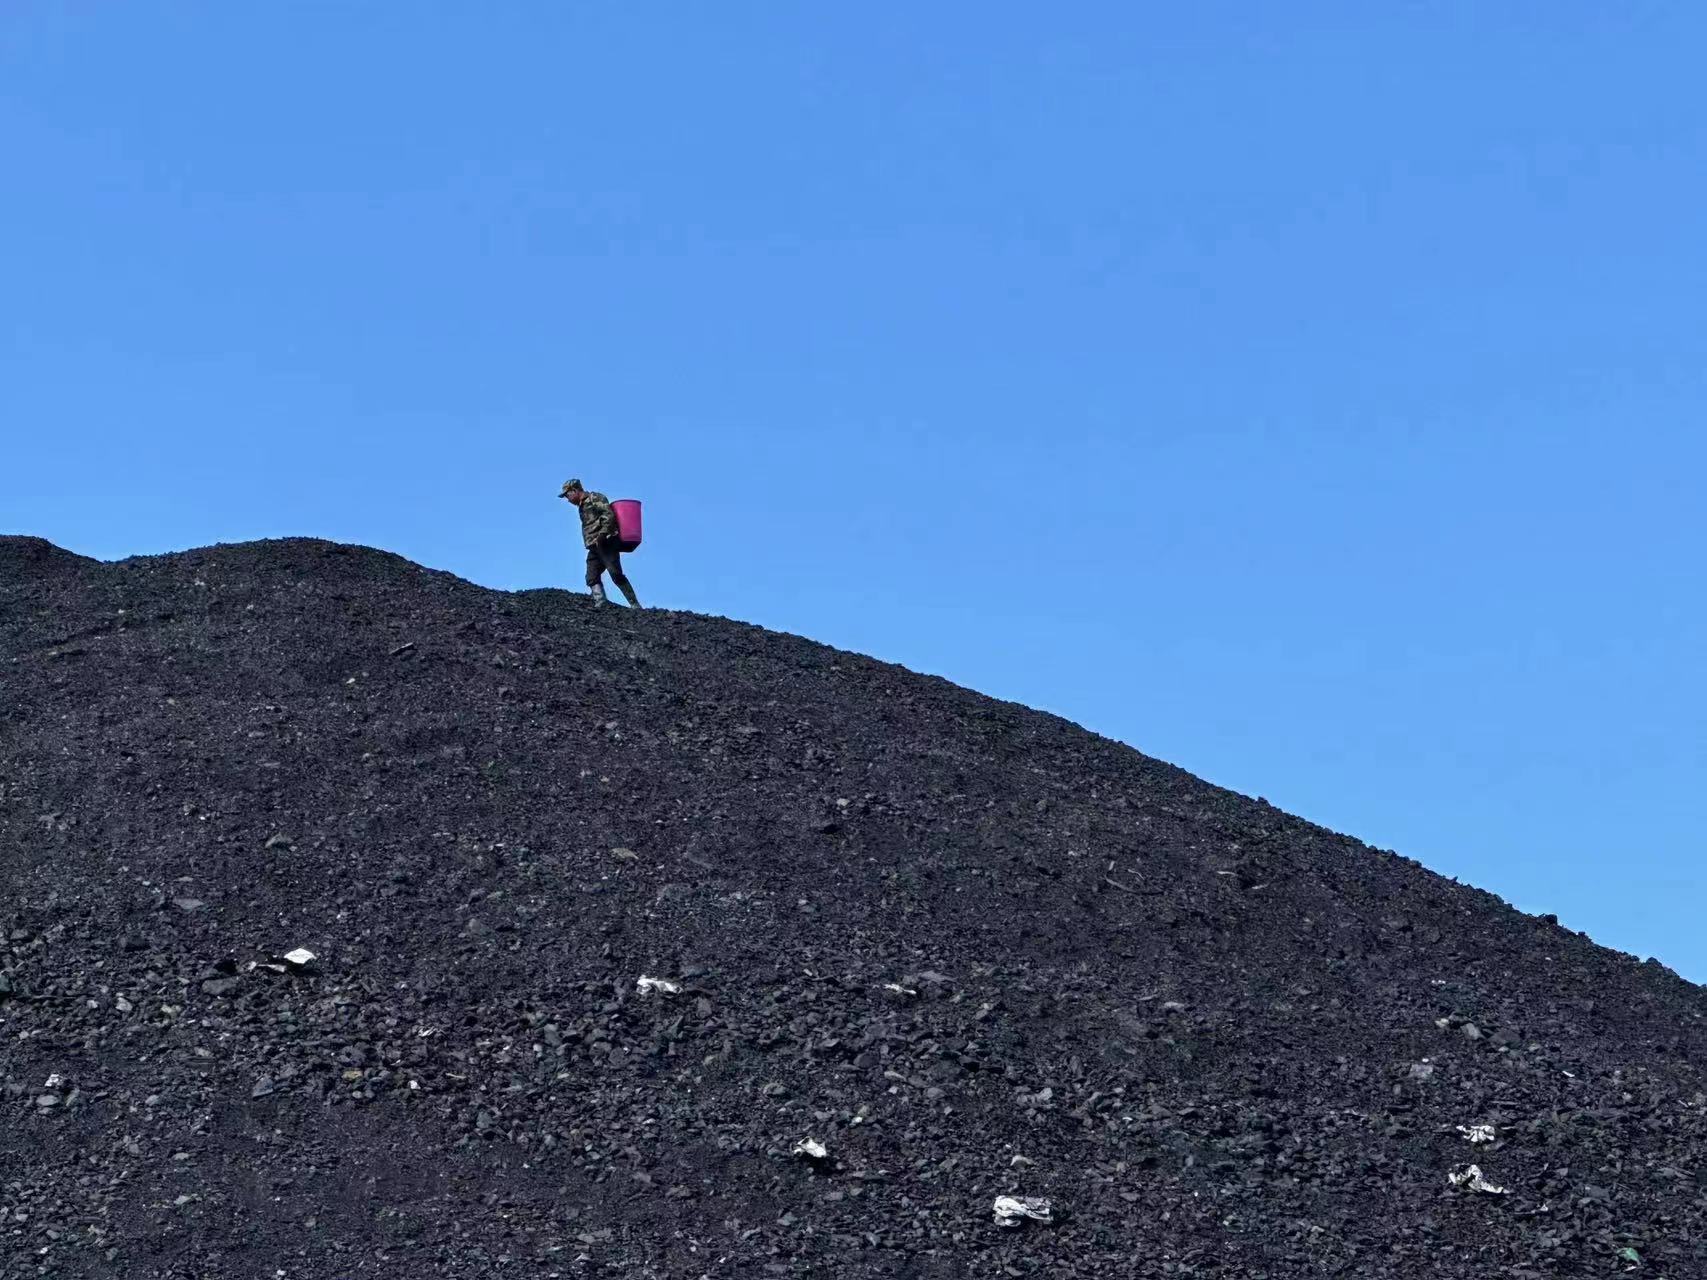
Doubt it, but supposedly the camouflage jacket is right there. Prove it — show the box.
[577,490,620,548]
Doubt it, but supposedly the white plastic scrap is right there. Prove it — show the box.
[44,1074,65,1090]
[793,1138,828,1160]
[993,1195,1054,1228]
[1449,1164,1509,1195]
[283,948,316,967]
[882,983,918,997]
[1458,1124,1496,1145]
[636,975,681,997]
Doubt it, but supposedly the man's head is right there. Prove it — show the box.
[561,478,585,505]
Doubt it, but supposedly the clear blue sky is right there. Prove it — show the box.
[5,6,1704,977]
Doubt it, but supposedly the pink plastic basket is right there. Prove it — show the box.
[612,499,643,552]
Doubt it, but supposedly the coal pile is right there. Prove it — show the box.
[4,534,1705,1279]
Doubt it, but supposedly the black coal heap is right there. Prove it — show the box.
[3,535,1702,1278]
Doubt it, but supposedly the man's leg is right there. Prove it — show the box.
[585,547,608,606]
[604,545,641,608]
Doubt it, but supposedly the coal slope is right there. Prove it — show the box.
[2,536,1705,1280]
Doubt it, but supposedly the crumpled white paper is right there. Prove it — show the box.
[1448,1164,1508,1195]
[993,1195,1053,1227]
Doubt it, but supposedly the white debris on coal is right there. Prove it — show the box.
[881,982,918,997]
[636,975,681,996]
[283,948,316,967]
[793,1138,828,1160]
[1449,1164,1508,1194]
[993,1195,1054,1228]
[1458,1124,1496,1145]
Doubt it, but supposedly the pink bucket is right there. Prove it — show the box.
[612,499,643,552]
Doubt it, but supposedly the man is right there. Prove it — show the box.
[560,478,641,608]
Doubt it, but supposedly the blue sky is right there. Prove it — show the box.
[4,6,1704,977]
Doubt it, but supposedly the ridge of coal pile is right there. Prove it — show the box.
[4,534,1705,1279]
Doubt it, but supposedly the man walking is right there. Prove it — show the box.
[561,478,641,608]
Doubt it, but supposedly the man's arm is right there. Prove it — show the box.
[584,493,620,541]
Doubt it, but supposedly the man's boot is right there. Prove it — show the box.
[615,579,642,609]
[590,583,608,607]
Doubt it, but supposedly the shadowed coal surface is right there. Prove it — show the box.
[3,535,1704,1279]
